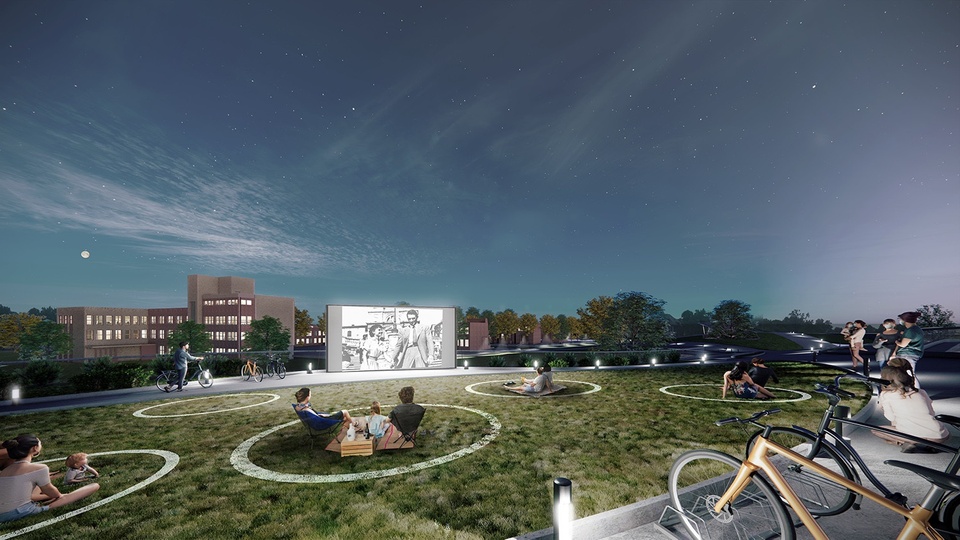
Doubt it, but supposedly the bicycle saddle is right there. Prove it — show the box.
[884,460,960,492]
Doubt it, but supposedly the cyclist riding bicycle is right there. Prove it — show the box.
[164,341,204,393]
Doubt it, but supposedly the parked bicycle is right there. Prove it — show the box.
[264,353,286,379]
[667,407,960,540]
[743,373,960,517]
[155,359,213,391]
[241,357,263,382]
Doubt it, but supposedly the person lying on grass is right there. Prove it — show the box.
[294,388,353,426]
[510,366,552,394]
[722,360,776,400]
[0,434,100,524]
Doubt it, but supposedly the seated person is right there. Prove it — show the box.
[379,386,425,450]
[0,434,100,524]
[748,357,779,388]
[512,366,550,393]
[64,453,99,485]
[722,361,776,399]
[356,401,391,440]
[293,387,352,430]
[871,359,949,453]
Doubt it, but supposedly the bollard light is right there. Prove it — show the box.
[464,360,469,370]
[701,354,707,364]
[553,477,573,540]
[11,386,21,405]
[594,359,600,369]
[651,357,657,366]
[534,360,539,369]
[307,362,313,374]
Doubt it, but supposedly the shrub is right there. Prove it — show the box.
[486,356,506,368]
[577,356,596,367]
[205,354,242,377]
[148,354,173,374]
[0,368,13,399]
[518,354,533,367]
[18,359,62,388]
[71,357,154,392]
[548,355,571,369]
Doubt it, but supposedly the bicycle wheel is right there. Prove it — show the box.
[668,449,795,540]
[747,427,858,517]
[276,363,286,379]
[197,369,213,388]
[265,362,275,378]
[253,365,263,383]
[155,372,170,392]
[241,364,253,381]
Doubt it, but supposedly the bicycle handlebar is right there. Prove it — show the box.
[715,408,782,427]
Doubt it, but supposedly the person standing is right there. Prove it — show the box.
[872,318,901,369]
[892,311,924,384]
[849,320,867,370]
[164,341,201,393]
[388,310,434,369]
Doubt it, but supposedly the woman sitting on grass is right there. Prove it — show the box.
[722,361,776,400]
[0,434,100,524]
[512,366,553,394]
[871,358,949,453]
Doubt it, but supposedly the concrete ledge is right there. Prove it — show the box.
[508,491,672,540]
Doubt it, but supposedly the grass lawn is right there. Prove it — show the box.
[0,362,868,539]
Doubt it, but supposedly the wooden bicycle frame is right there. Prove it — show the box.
[715,435,943,540]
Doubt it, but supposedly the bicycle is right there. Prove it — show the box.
[743,373,960,517]
[264,353,286,379]
[667,408,960,540]
[155,359,213,391]
[241,357,263,382]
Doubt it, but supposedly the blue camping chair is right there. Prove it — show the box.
[293,405,345,448]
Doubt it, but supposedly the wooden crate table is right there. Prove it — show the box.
[340,437,374,457]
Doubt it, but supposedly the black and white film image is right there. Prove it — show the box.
[340,306,444,371]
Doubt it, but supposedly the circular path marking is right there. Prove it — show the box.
[465,379,601,398]
[133,393,281,418]
[231,403,500,483]
[659,384,811,403]
[0,450,179,540]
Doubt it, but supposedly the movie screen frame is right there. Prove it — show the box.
[326,305,455,372]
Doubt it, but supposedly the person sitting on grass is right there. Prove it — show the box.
[64,453,99,485]
[293,388,352,427]
[513,366,551,394]
[0,434,100,524]
[871,358,949,453]
[722,361,776,400]
[748,357,779,388]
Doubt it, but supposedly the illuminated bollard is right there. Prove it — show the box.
[464,360,469,370]
[553,477,573,540]
[307,362,313,374]
[11,386,21,405]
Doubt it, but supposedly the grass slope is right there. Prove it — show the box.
[0,363,867,539]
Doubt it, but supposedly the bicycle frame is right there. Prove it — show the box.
[719,434,946,540]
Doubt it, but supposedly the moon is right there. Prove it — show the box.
[81,250,90,259]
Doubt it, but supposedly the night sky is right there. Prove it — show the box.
[1,1,958,325]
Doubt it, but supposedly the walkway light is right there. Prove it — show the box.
[11,386,21,405]
[651,357,657,366]
[553,477,573,540]
[307,363,313,374]
[464,360,469,370]
[534,360,539,369]
[594,359,600,369]
[701,354,707,364]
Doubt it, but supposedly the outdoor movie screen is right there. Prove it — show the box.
[326,305,455,372]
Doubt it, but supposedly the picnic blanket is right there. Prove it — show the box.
[504,384,566,397]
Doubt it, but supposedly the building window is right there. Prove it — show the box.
[96,315,103,324]
[150,329,156,339]
[106,315,113,325]
[124,315,131,325]
[96,330,103,340]
[141,329,147,339]
[158,329,165,340]
[241,316,251,325]
[105,329,112,340]
[86,330,95,340]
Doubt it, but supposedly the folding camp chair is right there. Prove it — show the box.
[292,405,345,448]
[384,404,425,449]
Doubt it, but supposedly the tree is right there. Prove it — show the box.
[566,316,583,340]
[244,315,291,352]
[577,296,615,347]
[674,308,711,337]
[316,311,327,335]
[0,304,13,315]
[0,313,44,350]
[916,304,955,327]
[556,314,570,341]
[168,320,211,354]
[518,313,538,343]
[480,309,496,341]
[611,291,670,350]
[464,306,481,319]
[710,300,754,339]
[28,306,57,321]
[18,320,72,360]
[295,307,314,340]
[455,306,468,340]
[539,314,560,341]
[493,309,520,344]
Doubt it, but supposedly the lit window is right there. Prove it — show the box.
[105,329,113,340]
[86,315,93,325]
[124,316,131,325]
[141,329,147,339]
[96,315,103,324]
[96,330,103,340]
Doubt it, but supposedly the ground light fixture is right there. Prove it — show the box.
[11,386,20,405]
[553,477,573,540]
[534,360,539,368]
[464,360,469,369]
[594,359,600,369]
[701,354,707,364]
[651,357,657,366]
[307,363,313,374]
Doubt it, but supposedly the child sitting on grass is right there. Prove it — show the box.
[64,453,99,485]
